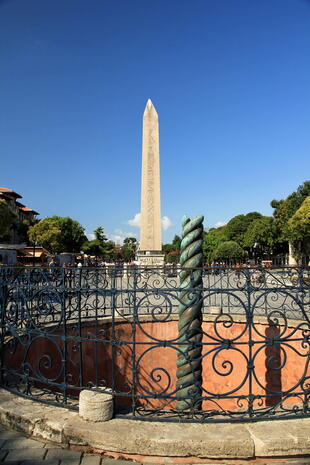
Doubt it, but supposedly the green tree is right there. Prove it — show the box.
[287,196,310,260]
[243,216,279,255]
[28,218,61,253]
[212,241,244,263]
[225,212,262,246]
[171,235,181,250]
[163,243,174,255]
[82,239,105,257]
[57,217,87,252]
[271,180,310,242]
[203,227,226,263]
[82,226,114,259]
[165,250,181,264]
[103,240,116,259]
[93,226,107,243]
[0,199,17,242]
[163,235,182,262]
[28,216,86,253]
[122,237,138,262]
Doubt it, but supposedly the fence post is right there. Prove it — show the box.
[176,215,204,411]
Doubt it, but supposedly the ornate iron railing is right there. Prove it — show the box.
[0,265,309,422]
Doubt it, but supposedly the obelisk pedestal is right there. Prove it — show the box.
[137,99,165,267]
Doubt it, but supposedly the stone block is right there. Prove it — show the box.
[45,448,82,460]
[3,437,45,449]
[0,449,8,461]
[246,419,310,456]
[81,455,102,465]
[5,448,46,461]
[79,390,113,422]
[64,416,254,458]
[0,429,21,440]
[102,459,137,465]
[32,410,77,445]
[20,462,60,465]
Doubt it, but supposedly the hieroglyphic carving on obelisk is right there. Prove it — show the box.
[140,99,162,252]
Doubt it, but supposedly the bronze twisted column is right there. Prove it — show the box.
[176,215,204,411]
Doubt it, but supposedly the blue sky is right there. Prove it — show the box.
[1,0,310,244]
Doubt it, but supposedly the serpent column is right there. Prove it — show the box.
[176,215,204,411]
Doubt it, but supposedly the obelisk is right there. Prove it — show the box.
[137,99,164,266]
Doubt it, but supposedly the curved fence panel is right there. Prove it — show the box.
[0,265,309,422]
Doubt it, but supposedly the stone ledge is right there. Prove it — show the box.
[0,389,310,462]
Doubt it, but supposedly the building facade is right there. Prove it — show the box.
[0,187,39,244]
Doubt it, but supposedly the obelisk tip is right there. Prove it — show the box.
[144,98,157,116]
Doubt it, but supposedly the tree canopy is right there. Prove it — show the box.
[243,216,279,253]
[203,227,226,263]
[162,181,310,264]
[225,212,262,246]
[82,226,114,258]
[1,179,307,265]
[271,180,310,242]
[163,235,182,262]
[288,196,310,242]
[28,216,87,253]
[212,241,244,262]
[287,196,310,259]
[122,237,138,261]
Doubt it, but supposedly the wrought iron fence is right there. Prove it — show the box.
[0,265,309,422]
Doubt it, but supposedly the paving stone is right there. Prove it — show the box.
[81,455,102,465]
[1,461,20,465]
[101,460,132,465]
[0,430,21,440]
[20,461,60,465]
[60,461,81,465]
[3,437,45,449]
[45,448,82,460]
[43,443,63,449]
[0,449,8,460]
[4,448,46,461]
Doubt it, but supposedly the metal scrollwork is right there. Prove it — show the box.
[0,263,310,422]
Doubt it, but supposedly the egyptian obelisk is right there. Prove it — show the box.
[137,99,164,266]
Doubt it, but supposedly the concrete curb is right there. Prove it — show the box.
[0,389,310,463]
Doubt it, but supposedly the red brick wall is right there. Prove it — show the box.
[4,317,308,413]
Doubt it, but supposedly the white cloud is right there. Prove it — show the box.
[214,221,227,228]
[109,229,137,245]
[128,212,173,231]
[161,216,173,231]
[86,233,95,240]
[114,229,123,235]
[110,235,122,245]
[128,213,141,227]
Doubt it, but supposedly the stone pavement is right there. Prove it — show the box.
[1,390,310,464]
[0,425,131,465]
[2,425,310,465]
